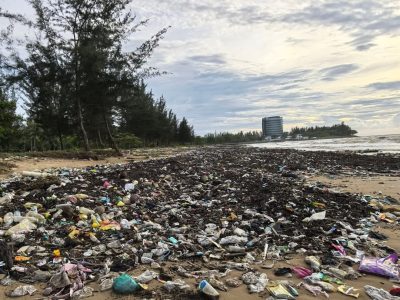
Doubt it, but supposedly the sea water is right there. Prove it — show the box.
[248,134,400,154]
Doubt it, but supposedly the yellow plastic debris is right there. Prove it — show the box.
[53,249,61,257]
[68,229,80,239]
[338,285,360,298]
[75,193,89,200]
[79,213,88,220]
[24,202,43,209]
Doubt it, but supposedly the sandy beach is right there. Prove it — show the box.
[0,147,399,300]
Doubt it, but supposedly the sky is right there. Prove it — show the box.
[1,0,400,136]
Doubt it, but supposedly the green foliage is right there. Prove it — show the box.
[0,0,194,151]
[198,131,262,144]
[117,82,188,146]
[114,133,142,149]
[177,117,194,144]
[0,89,22,151]
[290,122,357,138]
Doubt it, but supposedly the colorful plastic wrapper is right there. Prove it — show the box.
[267,283,295,299]
[359,253,400,279]
[338,285,360,298]
[292,266,313,278]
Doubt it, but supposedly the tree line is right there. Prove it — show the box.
[0,0,194,153]
[289,122,357,138]
[195,131,263,144]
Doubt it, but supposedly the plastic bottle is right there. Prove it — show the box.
[78,207,95,215]
[4,212,14,227]
[89,232,100,243]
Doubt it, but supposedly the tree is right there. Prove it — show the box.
[0,89,22,151]
[177,117,194,144]
[2,0,169,152]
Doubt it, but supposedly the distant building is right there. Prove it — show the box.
[262,116,283,138]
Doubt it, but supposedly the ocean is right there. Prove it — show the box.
[247,134,400,154]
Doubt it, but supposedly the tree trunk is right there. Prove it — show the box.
[77,98,90,152]
[97,129,104,148]
[73,36,90,152]
[59,133,64,150]
[103,113,122,156]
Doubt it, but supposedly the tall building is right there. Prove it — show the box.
[262,116,283,138]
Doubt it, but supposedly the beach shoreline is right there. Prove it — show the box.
[0,146,399,300]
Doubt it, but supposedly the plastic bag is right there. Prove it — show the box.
[100,278,114,291]
[267,282,295,300]
[209,276,228,291]
[112,274,141,294]
[164,279,191,292]
[242,272,258,284]
[316,281,336,293]
[303,211,326,222]
[359,253,400,279]
[5,219,37,236]
[7,285,37,297]
[219,235,247,245]
[249,273,268,293]
[298,282,329,298]
[305,256,321,271]
[327,267,348,279]
[292,266,313,278]
[226,277,241,287]
[0,192,14,205]
[136,270,158,284]
[365,285,399,300]
[338,285,360,298]
[72,286,94,299]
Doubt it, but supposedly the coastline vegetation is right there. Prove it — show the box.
[289,122,357,138]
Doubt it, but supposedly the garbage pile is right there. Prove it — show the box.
[0,146,399,299]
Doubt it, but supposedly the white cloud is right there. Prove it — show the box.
[2,0,400,135]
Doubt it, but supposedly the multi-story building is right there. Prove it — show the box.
[262,116,283,138]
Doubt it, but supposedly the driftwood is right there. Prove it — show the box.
[0,240,14,269]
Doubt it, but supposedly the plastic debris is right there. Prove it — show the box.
[303,211,326,222]
[0,146,399,300]
[337,285,360,298]
[7,285,37,297]
[292,266,313,278]
[274,267,292,276]
[199,280,220,298]
[112,274,142,294]
[136,270,158,284]
[298,282,329,298]
[21,171,50,177]
[305,256,321,271]
[5,219,37,236]
[365,285,399,300]
[359,253,400,279]
[267,282,295,300]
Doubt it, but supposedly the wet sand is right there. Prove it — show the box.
[310,174,400,199]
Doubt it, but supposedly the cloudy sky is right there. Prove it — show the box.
[2,0,400,135]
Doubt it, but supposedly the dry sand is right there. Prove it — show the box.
[1,160,400,299]
[0,147,191,180]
